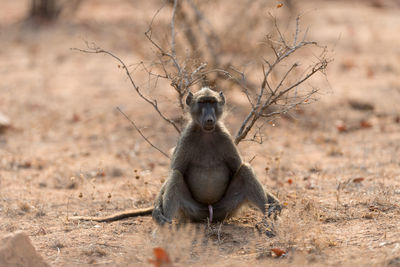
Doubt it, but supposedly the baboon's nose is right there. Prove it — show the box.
[206,118,214,124]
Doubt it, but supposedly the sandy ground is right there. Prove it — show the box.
[0,0,400,266]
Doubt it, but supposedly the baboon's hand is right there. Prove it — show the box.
[152,209,172,225]
[267,202,282,219]
[266,193,282,219]
[256,218,276,238]
[158,214,172,225]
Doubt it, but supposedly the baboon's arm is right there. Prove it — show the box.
[68,207,153,222]
[169,139,191,173]
[220,135,244,173]
[152,182,172,224]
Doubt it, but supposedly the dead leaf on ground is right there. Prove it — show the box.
[366,66,374,78]
[271,248,286,257]
[148,247,171,267]
[71,113,80,122]
[360,120,372,128]
[341,58,356,70]
[335,120,347,133]
[352,177,365,183]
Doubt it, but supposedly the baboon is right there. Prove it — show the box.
[70,87,281,224]
[152,87,281,224]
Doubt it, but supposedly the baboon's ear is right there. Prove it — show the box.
[219,91,225,105]
[186,92,194,106]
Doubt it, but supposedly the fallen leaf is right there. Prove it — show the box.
[287,178,293,185]
[149,247,171,267]
[335,120,347,133]
[353,177,365,183]
[366,66,374,78]
[360,120,372,128]
[341,58,355,70]
[328,240,337,247]
[72,113,80,122]
[277,3,283,8]
[271,248,286,257]
[19,161,32,169]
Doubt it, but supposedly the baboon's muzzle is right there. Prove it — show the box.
[202,106,216,131]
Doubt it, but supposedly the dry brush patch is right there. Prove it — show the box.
[112,188,343,266]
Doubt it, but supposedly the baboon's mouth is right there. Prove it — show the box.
[203,124,215,131]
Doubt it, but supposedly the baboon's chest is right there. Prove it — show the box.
[185,147,230,204]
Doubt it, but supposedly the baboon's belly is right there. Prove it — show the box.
[186,165,230,205]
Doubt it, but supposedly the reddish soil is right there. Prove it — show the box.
[0,0,399,266]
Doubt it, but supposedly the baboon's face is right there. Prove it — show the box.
[186,89,225,132]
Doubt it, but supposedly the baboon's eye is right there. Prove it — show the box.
[198,97,217,104]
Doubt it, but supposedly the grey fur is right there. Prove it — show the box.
[152,87,281,224]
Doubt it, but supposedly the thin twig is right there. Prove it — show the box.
[116,107,170,159]
[170,0,178,60]
[145,24,181,73]
[71,45,181,133]
[234,15,329,145]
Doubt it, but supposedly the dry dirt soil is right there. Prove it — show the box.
[1,0,400,266]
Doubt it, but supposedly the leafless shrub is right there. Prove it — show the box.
[72,1,330,155]
[233,15,329,144]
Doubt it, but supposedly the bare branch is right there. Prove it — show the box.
[191,63,207,81]
[71,44,181,133]
[263,59,328,111]
[229,66,254,108]
[116,107,170,159]
[144,28,181,73]
[271,14,288,49]
[293,15,300,46]
[234,15,330,145]
[275,63,298,92]
[74,5,330,151]
[170,0,178,60]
